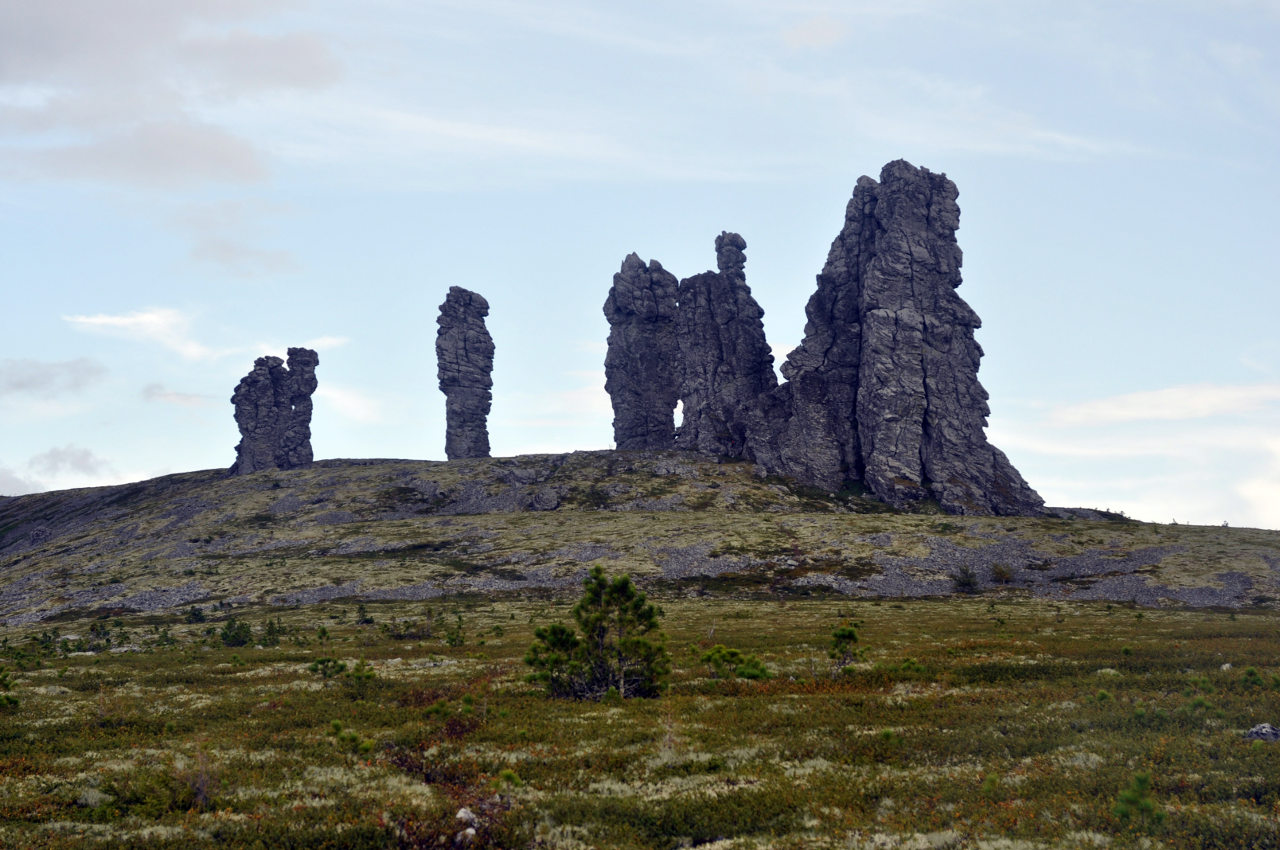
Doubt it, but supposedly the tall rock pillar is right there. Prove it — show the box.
[675,232,777,458]
[603,253,681,450]
[436,286,495,460]
[777,160,1042,515]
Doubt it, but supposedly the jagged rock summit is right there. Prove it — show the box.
[436,286,495,460]
[604,160,1043,516]
[229,347,319,476]
[603,254,680,450]
[676,232,777,458]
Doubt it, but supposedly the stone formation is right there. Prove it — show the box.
[603,254,681,450]
[229,347,319,475]
[603,159,1043,516]
[435,286,495,460]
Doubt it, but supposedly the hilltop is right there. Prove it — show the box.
[2,451,1276,626]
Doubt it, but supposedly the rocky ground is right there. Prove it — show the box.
[1,451,1277,625]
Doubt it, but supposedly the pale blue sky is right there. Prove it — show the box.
[2,0,1278,527]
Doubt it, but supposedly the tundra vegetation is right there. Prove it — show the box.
[1,595,1278,848]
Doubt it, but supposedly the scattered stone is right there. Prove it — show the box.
[603,254,681,450]
[229,348,320,476]
[1245,723,1280,741]
[675,232,777,458]
[436,287,495,460]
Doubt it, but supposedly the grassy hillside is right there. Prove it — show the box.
[2,452,1280,847]
[2,451,1278,627]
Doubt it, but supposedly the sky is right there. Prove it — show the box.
[2,0,1278,529]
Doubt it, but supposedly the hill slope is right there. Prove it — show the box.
[2,451,1277,624]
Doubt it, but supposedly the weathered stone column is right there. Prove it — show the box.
[436,286,494,460]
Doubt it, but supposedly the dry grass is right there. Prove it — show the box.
[2,596,1278,848]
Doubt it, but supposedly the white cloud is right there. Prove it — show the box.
[28,445,111,477]
[992,381,1280,527]
[181,30,342,97]
[0,0,340,188]
[0,466,42,496]
[301,336,350,352]
[1207,40,1266,75]
[315,384,385,424]
[141,383,214,407]
[188,235,297,274]
[172,198,297,275]
[1237,439,1280,529]
[781,16,849,50]
[63,307,221,360]
[0,357,106,397]
[503,371,613,448]
[1049,383,1280,426]
[32,120,265,187]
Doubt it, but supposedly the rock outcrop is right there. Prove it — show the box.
[603,161,1042,516]
[436,286,494,460]
[675,232,777,458]
[760,160,1042,515]
[603,254,680,450]
[229,347,319,475]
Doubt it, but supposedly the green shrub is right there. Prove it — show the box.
[952,565,980,594]
[525,566,669,700]
[309,657,347,679]
[218,617,252,647]
[0,664,17,710]
[701,645,770,680]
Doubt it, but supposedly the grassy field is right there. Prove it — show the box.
[2,593,1278,848]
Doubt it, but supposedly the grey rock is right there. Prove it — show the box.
[1245,723,1280,742]
[759,160,1042,515]
[676,232,777,458]
[280,347,319,468]
[436,286,494,460]
[229,347,319,475]
[603,253,681,450]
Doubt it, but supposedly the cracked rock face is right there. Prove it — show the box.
[604,253,681,450]
[229,347,319,475]
[436,286,494,460]
[676,232,777,458]
[765,160,1042,515]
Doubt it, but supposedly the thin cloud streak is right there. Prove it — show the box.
[1049,383,1280,425]
[315,384,385,424]
[141,383,214,407]
[0,357,106,397]
[63,308,223,360]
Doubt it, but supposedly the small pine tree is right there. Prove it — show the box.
[260,618,282,647]
[526,566,669,700]
[1114,772,1164,829]
[830,621,864,674]
[219,617,252,647]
